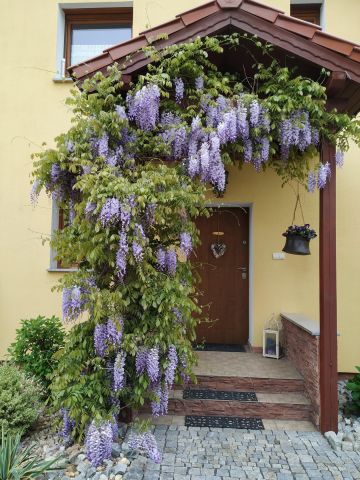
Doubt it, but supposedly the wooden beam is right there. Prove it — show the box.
[319,139,338,433]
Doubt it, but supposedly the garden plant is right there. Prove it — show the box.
[0,427,62,480]
[8,315,65,390]
[0,364,43,435]
[31,34,360,464]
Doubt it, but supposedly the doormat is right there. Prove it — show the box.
[193,343,246,352]
[185,415,264,430]
[183,389,257,402]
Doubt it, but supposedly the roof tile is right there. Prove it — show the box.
[350,47,360,63]
[217,0,243,8]
[178,2,221,26]
[240,0,281,23]
[70,52,113,78]
[140,18,185,41]
[107,35,148,61]
[275,14,320,39]
[312,31,357,57]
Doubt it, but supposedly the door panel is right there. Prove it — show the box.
[194,207,249,345]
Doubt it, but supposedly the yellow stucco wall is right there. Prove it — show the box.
[0,0,358,372]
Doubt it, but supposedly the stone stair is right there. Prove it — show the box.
[168,388,311,422]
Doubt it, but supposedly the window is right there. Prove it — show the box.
[64,8,133,68]
[290,4,321,25]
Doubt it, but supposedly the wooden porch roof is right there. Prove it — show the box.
[68,0,360,113]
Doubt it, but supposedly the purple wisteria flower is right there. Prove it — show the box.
[180,232,192,258]
[132,242,143,262]
[85,201,96,218]
[30,179,40,206]
[195,76,204,90]
[244,139,253,163]
[132,223,146,262]
[173,127,187,159]
[151,385,169,417]
[280,110,314,159]
[249,100,260,127]
[127,84,160,131]
[120,205,131,231]
[150,384,162,417]
[85,421,113,467]
[106,145,123,167]
[100,198,121,226]
[174,77,184,103]
[107,317,123,347]
[51,163,62,183]
[317,162,331,189]
[97,133,109,158]
[136,348,148,374]
[115,105,128,120]
[156,247,167,271]
[237,105,249,140]
[116,231,129,280]
[260,137,270,164]
[336,149,345,167]
[188,154,200,178]
[65,140,74,153]
[146,347,159,383]
[179,354,190,383]
[145,203,156,226]
[62,286,85,321]
[307,171,317,193]
[199,142,210,181]
[312,128,320,145]
[59,408,75,445]
[113,351,126,391]
[173,307,183,323]
[94,323,107,357]
[166,250,177,276]
[165,345,178,387]
[128,431,161,463]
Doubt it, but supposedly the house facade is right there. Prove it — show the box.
[1,0,360,387]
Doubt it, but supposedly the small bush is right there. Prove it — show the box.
[8,316,65,389]
[0,364,43,435]
[346,366,360,413]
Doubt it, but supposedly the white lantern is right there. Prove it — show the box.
[263,329,281,359]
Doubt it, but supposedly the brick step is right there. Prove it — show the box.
[167,398,311,421]
[182,375,305,393]
[141,391,311,421]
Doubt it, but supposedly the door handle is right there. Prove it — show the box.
[236,267,247,272]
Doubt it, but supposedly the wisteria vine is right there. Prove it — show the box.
[32,34,360,466]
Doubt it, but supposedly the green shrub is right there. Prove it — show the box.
[0,364,43,435]
[8,316,65,389]
[346,366,360,413]
[0,427,62,480]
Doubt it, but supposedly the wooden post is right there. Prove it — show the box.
[319,140,338,433]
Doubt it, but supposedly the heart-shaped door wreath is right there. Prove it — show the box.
[211,242,226,258]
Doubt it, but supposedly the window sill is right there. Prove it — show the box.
[53,75,73,84]
[47,268,78,273]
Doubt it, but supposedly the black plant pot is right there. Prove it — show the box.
[283,234,310,255]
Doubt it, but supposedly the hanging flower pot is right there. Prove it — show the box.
[282,224,317,255]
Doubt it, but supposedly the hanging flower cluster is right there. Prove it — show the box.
[85,420,115,467]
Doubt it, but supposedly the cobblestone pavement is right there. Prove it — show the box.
[124,426,360,480]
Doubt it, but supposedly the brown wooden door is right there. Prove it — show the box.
[194,207,249,345]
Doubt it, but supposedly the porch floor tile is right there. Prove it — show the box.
[194,351,302,379]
